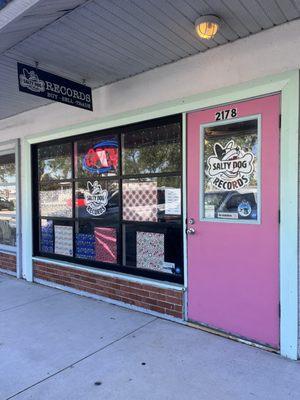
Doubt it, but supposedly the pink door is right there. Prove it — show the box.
[187,95,280,348]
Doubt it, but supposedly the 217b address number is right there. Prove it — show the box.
[215,108,237,121]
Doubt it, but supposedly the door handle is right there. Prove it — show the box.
[186,227,196,235]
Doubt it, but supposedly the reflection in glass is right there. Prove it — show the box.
[122,122,181,175]
[122,176,181,223]
[40,182,72,218]
[75,180,119,223]
[203,119,258,221]
[0,154,15,183]
[75,220,117,264]
[123,224,182,275]
[75,136,118,178]
[38,143,72,182]
[0,217,16,246]
[0,154,16,247]
[0,185,16,212]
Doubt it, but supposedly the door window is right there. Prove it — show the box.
[201,117,260,222]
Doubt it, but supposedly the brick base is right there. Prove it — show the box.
[0,252,16,273]
[33,261,184,319]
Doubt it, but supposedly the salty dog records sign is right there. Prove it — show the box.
[207,140,255,191]
[17,63,93,111]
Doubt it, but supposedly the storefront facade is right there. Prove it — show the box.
[0,19,300,360]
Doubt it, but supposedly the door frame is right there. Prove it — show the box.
[21,70,299,359]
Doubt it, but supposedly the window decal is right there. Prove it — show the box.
[41,220,53,253]
[83,140,118,174]
[84,181,108,216]
[136,231,165,272]
[123,181,158,222]
[54,225,73,256]
[95,227,117,264]
[202,118,259,222]
[75,233,95,260]
[237,199,252,217]
[206,140,255,191]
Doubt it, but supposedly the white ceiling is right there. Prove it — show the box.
[0,0,299,120]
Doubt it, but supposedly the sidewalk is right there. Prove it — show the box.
[0,272,299,400]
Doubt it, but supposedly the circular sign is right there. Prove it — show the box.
[237,200,252,218]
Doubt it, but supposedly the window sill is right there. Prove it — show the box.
[0,245,16,254]
[32,256,185,292]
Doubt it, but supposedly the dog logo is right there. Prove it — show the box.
[207,140,255,191]
[237,199,252,217]
[19,68,45,93]
[84,181,108,216]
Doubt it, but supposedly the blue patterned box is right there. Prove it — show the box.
[75,233,95,260]
[41,221,54,253]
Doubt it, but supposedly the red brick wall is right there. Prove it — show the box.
[33,261,184,319]
[0,252,16,273]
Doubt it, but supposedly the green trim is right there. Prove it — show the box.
[280,71,299,359]
[21,139,33,282]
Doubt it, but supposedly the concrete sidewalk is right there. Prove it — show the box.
[0,273,299,400]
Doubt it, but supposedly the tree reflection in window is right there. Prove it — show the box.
[38,143,72,182]
[122,123,181,175]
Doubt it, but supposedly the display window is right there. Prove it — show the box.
[0,153,17,247]
[32,115,183,282]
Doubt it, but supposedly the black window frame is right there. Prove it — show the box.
[32,114,183,283]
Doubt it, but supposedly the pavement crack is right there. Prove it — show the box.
[0,292,63,313]
[5,317,157,400]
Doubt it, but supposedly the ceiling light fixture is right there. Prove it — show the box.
[195,15,221,40]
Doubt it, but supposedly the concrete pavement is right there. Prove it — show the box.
[0,272,299,400]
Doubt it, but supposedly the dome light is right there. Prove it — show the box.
[195,15,220,40]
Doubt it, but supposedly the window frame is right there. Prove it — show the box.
[32,114,183,283]
[199,114,262,224]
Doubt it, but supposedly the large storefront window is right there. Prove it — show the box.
[0,153,16,247]
[32,115,183,282]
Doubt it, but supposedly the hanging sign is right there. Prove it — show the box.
[17,62,93,111]
[84,181,108,216]
[206,140,255,191]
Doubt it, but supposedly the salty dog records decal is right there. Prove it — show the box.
[84,181,108,216]
[206,140,255,190]
[83,140,118,174]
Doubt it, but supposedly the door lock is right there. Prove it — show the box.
[186,227,196,235]
[188,218,195,225]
